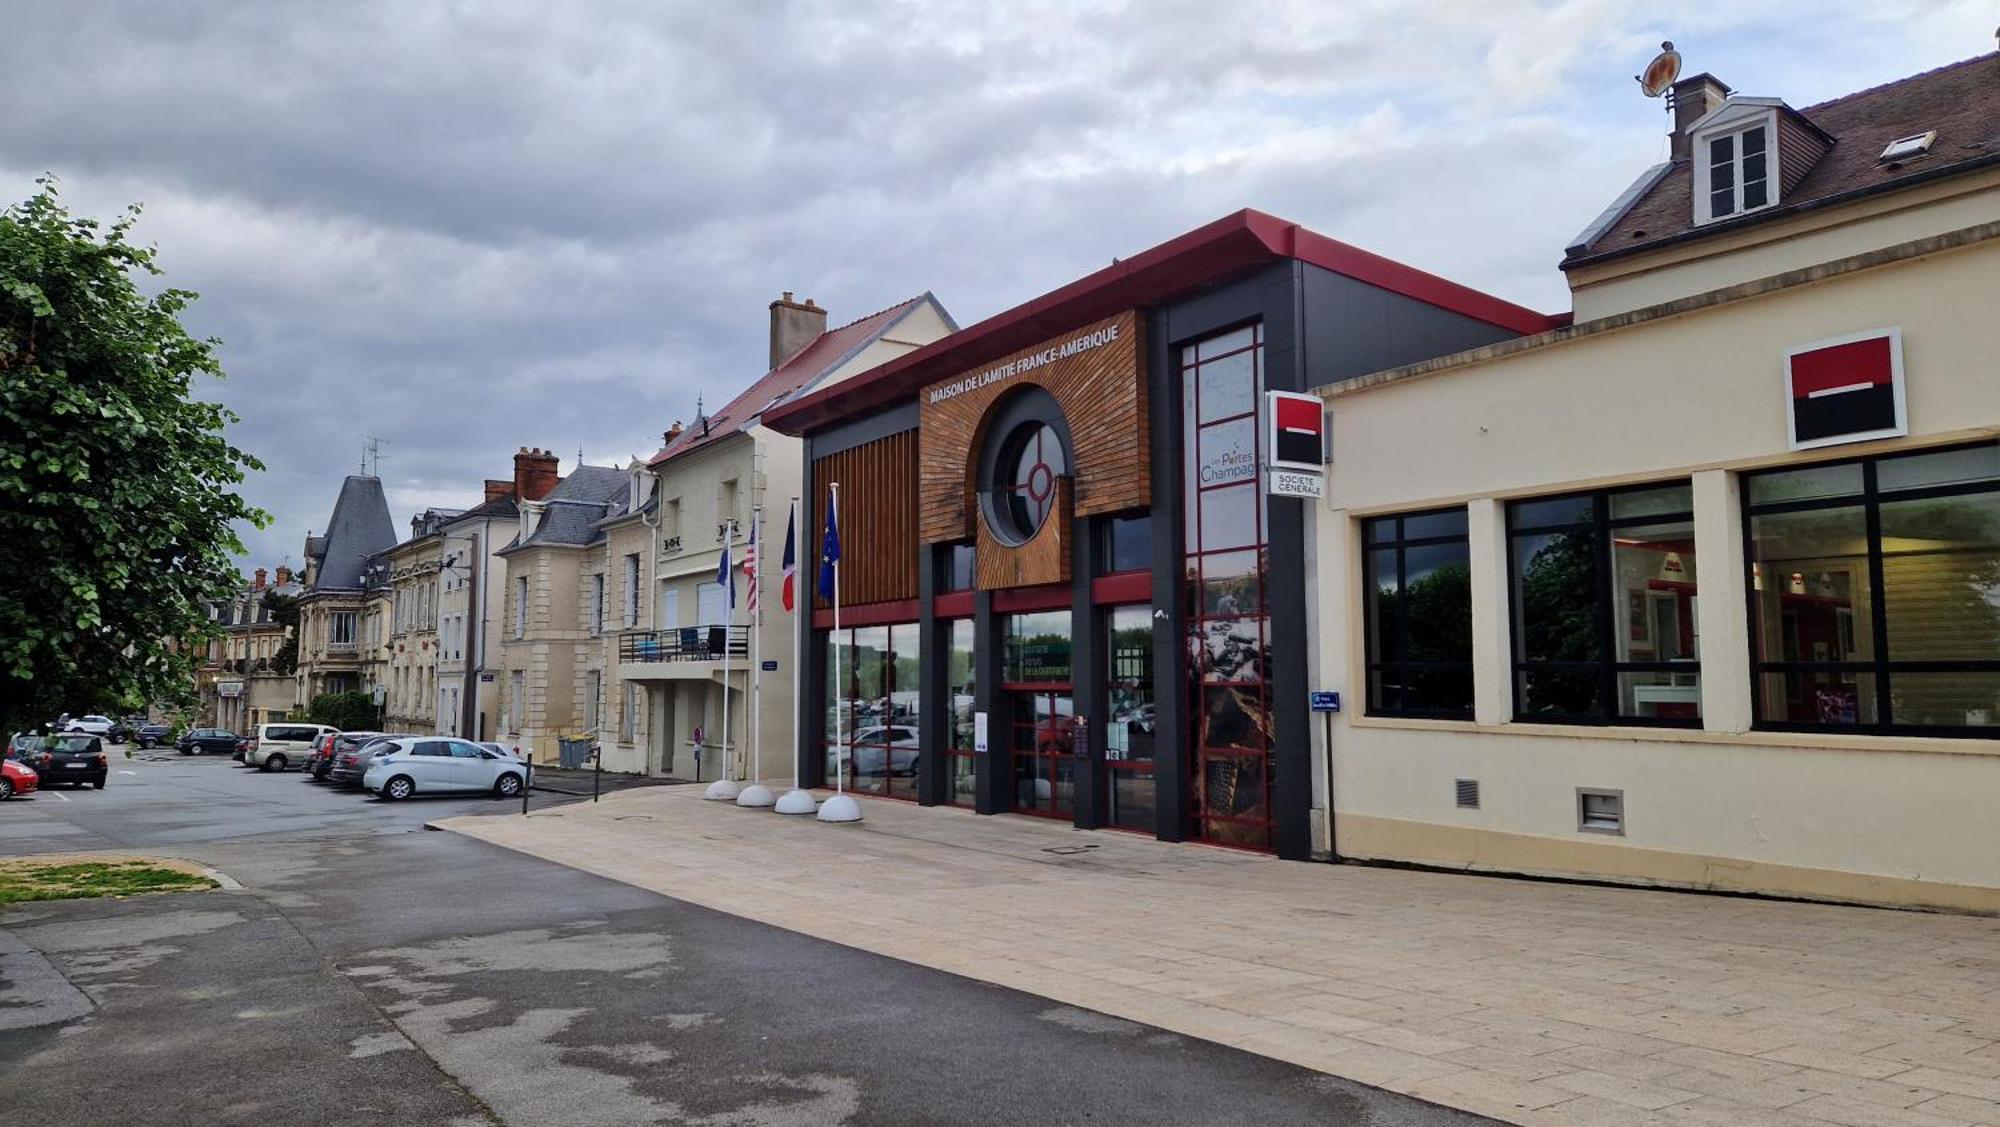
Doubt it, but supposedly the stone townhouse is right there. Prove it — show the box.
[202,565,299,732]
[436,448,558,743]
[293,474,399,710]
[578,465,662,773]
[496,462,631,762]
[622,292,955,783]
[382,508,458,734]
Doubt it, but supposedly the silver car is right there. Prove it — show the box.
[362,737,531,801]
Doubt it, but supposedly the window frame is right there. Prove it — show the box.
[1693,115,1779,226]
[1506,481,1701,728]
[1742,440,2000,739]
[1362,506,1474,720]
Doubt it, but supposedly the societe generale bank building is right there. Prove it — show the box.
[763,210,1550,858]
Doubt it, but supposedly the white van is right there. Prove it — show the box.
[246,722,339,772]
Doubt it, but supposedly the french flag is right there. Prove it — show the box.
[1788,332,1902,447]
[780,503,797,612]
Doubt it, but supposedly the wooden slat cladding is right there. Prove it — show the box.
[918,311,1147,545]
[976,478,1070,590]
[812,430,918,609]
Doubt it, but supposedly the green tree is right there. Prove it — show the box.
[0,179,265,735]
[306,691,377,731]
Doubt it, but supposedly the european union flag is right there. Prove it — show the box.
[817,490,840,601]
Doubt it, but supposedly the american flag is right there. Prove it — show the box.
[742,512,759,614]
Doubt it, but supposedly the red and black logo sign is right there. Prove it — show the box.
[1786,330,1905,450]
[1269,391,1325,470]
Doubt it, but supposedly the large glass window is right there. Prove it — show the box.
[944,619,976,805]
[823,622,922,798]
[1003,611,1071,684]
[1103,512,1152,574]
[1180,322,1273,849]
[1747,442,2000,735]
[1509,482,1700,724]
[1002,611,1074,820]
[1106,605,1155,831]
[1363,508,1473,718]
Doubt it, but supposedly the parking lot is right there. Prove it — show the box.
[0,744,1479,1126]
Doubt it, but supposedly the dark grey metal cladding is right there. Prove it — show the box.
[972,590,1004,815]
[798,430,826,789]
[1069,514,1102,830]
[1301,264,1521,388]
[916,541,946,807]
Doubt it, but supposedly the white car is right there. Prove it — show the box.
[362,737,530,801]
[64,715,115,737]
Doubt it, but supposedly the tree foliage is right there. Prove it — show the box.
[0,179,266,735]
[261,590,300,676]
[306,691,377,731]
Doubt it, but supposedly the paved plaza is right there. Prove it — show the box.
[442,788,2000,1126]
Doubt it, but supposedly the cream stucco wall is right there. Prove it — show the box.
[499,542,588,762]
[436,513,509,742]
[1569,166,2000,320]
[1312,233,2000,911]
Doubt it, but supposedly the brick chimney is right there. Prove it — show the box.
[769,292,826,370]
[253,567,267,590]
[484,478,515,503]
[662,421,684,447]
[1670,73,1732,160]
[275,566,292,587]
[513,447,560,502]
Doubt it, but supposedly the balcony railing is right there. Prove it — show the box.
[326,640,359,654]
[619,625,749,664]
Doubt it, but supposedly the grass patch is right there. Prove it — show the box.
[0,859,217,905]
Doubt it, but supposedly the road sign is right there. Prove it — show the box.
[1310,691,1341,713]
[761,659,779,671]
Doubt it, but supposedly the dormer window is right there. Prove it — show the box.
[1703,122,1770,221]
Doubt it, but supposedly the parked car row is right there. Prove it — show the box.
[3,733,109,795]
[283,727,532,801]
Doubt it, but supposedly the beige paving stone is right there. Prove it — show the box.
[434,787,2000,1127]
[1540,1068,1703,1110]
[1911,1092,2000,1124]
[1787,1094,1982,1127]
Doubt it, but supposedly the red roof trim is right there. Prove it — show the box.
[764,209,1555,435]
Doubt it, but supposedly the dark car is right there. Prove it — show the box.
[26,734,108,789]
[310,731,382,781]
[176,728,240,756]
[134,723,174,749]
[326,735,406,788]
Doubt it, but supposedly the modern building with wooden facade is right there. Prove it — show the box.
[763,210,1555,859]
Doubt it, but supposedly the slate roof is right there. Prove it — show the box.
[497,465,629,553]
[649,295,945,466]
[309,476,398,590]
[443,493,519,527]
[1566,51,2000,268]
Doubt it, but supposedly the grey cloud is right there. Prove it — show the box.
[0,1,1964,568]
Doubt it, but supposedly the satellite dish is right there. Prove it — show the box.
[1636,41,1682,98]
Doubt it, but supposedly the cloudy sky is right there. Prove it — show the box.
[4,1,1989,567]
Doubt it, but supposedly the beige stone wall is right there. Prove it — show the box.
[1569,166,2000,320]
[1311,233,2000,909]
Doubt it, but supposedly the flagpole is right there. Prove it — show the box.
[705,518,742,801]
[818,482,861,822]
[737,506,774,807]
[776,496,816,815]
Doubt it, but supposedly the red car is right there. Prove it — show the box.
[2,756,39,799]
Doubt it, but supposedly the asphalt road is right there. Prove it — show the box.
[0,753,1491,1126]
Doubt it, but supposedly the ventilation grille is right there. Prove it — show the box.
[1454,778,1480,809]
[1579,789,1624,834]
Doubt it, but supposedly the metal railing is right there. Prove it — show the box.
[618,625,749,664]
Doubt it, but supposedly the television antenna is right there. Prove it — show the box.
[1636,41,1682,103]
[361,435,388,477]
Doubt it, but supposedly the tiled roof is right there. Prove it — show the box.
[499,466,629,552]
[648,295,939,466]
[309,476,397,590]
[1567,52,2000,267]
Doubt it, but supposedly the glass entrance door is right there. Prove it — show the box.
[1009,689,1075,817]
[1002,609,1075,820]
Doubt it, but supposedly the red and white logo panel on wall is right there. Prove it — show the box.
[1785,328,1906,451]
[1267,390,1327,471]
